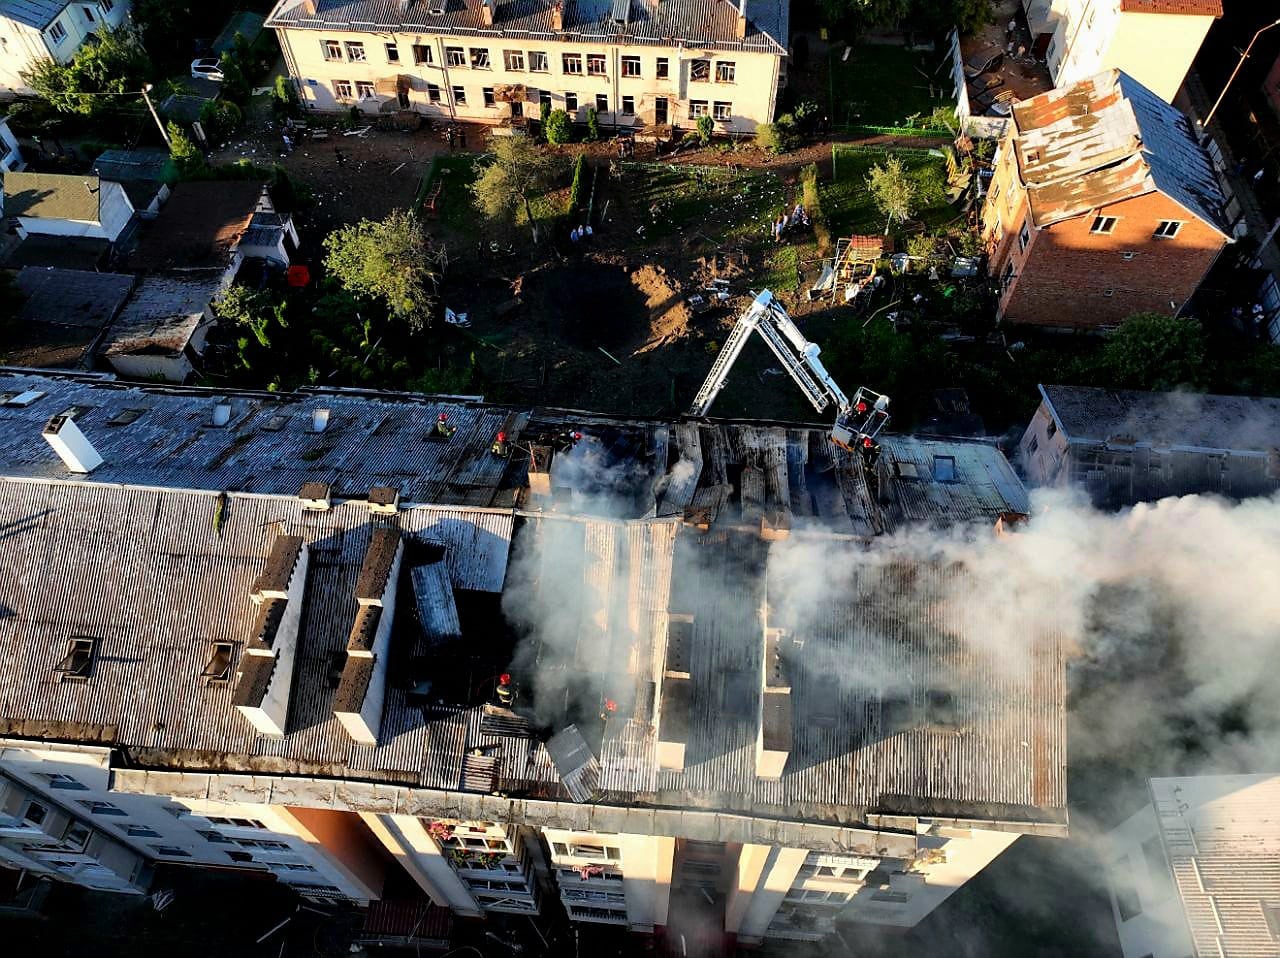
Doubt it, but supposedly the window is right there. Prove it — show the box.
[54,637,95,681]
[1121,250,1136,261]
[81,5,95,22]
[412,43,432,65]
[1018,219,1030,252]
[595,93,608,113]
[504,50,525,71]
[1001,259,1015,287]
[621,95,634,115]
[656,57,669,79]
[932,455,957,482]
[688,100,709,119]
[202,642,233,685]
[49,20,66,42]
[100,0,113,11]
[356,81,375,100]
[78,800,126,817]
[1113,856,1142,921]
[539,90,552,110]
[42,772,88,790]
[333,80,353,101]
[62,822,91,850]
[199,829,232,843]
[587,53,606,76]
[446,46,466,67]
[1045,418,1057,439]
[452,85,466,104]
[690,59,710,81]
[128,825,163,838]
[1025,148,1041,164]
[238,838,291,850]
[385,42,399,63]
[1091,215,1117,234]
[22,801,48,826]
[872,890,911,903]
[151,845,192,858]
[470,47,490,69]
[715,61,736,83]
[621,55,640,77]
[563,53,582,75]
[345,42,366,62]
[713,101,731,120]
[322,39,342,61]
[483,87,496,107]
[552,842,569,856]
[1102,287,1115,297]
[427,83,441,103]
[564,92,578,112]
[1153,220,1182,239]
[530,50,548,72]
[275,861,318,872]
[205,816,266,828]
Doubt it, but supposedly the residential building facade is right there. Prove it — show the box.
[0,0,132,96]
[1021,0,1221,104]
[265,0,788,134]
[0,116,22,171]
[1106,774,1280,958]
[0,371,1065,943]
[982,69,1232,330]
[1019,384,1280,508]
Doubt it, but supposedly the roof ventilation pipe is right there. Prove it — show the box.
[43,414,103,473]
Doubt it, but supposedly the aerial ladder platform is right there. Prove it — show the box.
[689,289,890,454]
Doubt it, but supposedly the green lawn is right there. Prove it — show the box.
[828,44,950,130]
[616,162,787,246]
[421,152,569,238]
[824,146,961,237]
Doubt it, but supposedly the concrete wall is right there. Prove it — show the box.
[1106,803,1194,958]
[735,845,808,943]
[360,813,483,915]
[277,805,386,902]
[616,833,675,931]
[1018,399,1072,487]
[274,27,781,134]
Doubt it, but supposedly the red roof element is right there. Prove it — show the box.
[1119,0,1222,15]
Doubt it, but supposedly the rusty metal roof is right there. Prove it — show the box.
[1119,0,1222,14]
[1010,70,1229,235]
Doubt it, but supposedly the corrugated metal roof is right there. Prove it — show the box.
[0,0,65,30]
[266,0,788,55]
[1010,70,1229,235]
[103,271,226,358]
[1149,774,1280,958]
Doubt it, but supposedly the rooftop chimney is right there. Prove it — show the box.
[298,481,332,513]
[298,0,318,16]
[756,627,792,780]
[656,614,694,771]
[43,413,103,474]
[735,0,747,39]
[335,527,405,745]
[551,1,563,31]
[480,0,494,25]
[234,533,309,737]
[367,486,401,515]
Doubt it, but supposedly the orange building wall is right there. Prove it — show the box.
[285,806,388,900]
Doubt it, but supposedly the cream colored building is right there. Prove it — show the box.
[1021,0,1221,103]
[0,0,133,96]
[0,371,1066,945]
[265,0,789,134]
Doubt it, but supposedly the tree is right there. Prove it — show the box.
[696,114,714,146]
[820,0,909,29]
[544,108,572,145]
[1099,313,1208,390]
[471,135,565,242]
[323,210,439,333]
[585,107,600,142]
[866,156,918,234]
[23,27,152,118]
[167,121,204,177]
[199,99,242,143]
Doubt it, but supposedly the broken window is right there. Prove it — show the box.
[322,38,341,61]
[385,42,399,63]
[595,93,608,113]
[345,41,366,62]
[446,46,465,67]
[1090,215,1117,235]
[333,79,352,101]
[621,95,634,115]
[470,47,490,69]
[713,101,731,120]
[504,50,524,71]
[483,87,496,107]
[413,43,431,65]
[54,636,95,681]
[621,55,640,77]
[564,92,578,112]
[529,51,548,72]
[656,57,669,79]
[688,100,709,119]
[355,80,375,100]
[452,85,466,104]
[690,59,710,81]
[427,83,441,103]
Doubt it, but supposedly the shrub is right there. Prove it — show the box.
[544,108,572,145]
[199,99,242,143]
[167,121,204,177]
[272,75,300,120]
[568,153,587,211]
[758,115,801,154]
[799,163,831,253]
[586,107,599,142]
[540,98,551,124]
[696,114,713,146]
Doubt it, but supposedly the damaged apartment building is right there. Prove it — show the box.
[0,370,1066,944]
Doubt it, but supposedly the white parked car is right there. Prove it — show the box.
[190,58,225,82]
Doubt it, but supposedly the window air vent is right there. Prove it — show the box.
[54,636,96,682]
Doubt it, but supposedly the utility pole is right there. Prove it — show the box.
[141,83,171,147]
[1201,18,1280,130]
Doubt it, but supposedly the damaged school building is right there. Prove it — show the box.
[0,370,1065,945]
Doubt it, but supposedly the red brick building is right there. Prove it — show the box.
[981,69,1233,330]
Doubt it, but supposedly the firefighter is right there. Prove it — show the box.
[859,435,881,469]
[491,431,508,457]
[496,673,513,707]
[434,412,456,438]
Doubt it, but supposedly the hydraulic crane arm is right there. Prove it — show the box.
[689,289,891,453]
